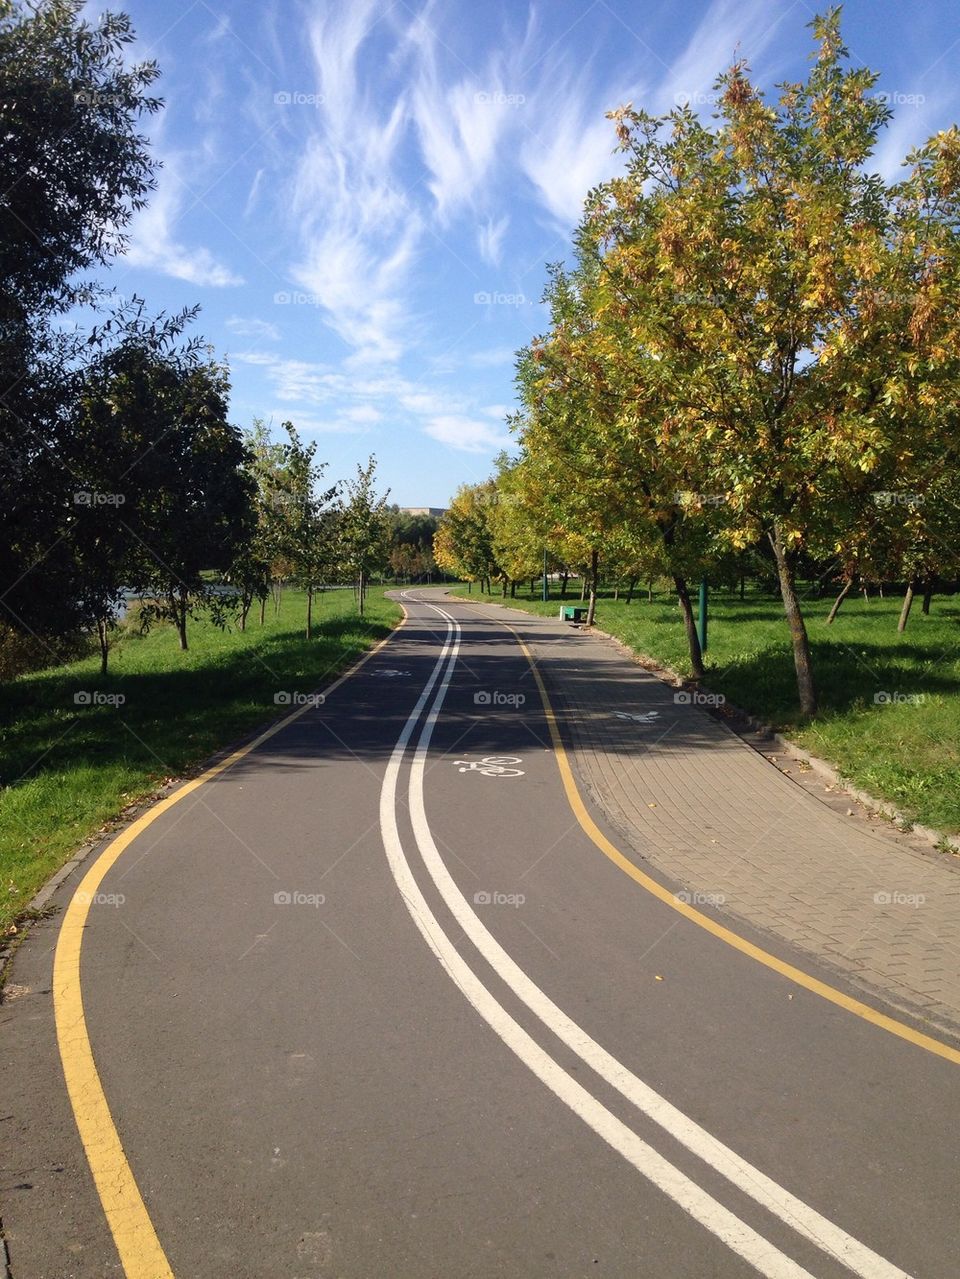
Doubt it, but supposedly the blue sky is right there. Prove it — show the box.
[85,0,960,506]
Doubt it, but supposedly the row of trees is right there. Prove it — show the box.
[0,2,441,678]
[436,9,960,716]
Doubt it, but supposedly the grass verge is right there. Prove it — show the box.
[452,583,960,836]
[0,586,401,935]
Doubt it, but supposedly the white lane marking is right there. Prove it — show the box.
[406,601,910,1279]
[380,607,815,1279]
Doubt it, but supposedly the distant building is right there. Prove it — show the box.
[400,506,447,517]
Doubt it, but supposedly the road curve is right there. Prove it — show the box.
[1,588,958,1278]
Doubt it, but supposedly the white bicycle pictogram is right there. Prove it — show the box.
[455,755,525,778]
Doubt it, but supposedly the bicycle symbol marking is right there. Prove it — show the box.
[372,669,412,678]
[455,755,525,778]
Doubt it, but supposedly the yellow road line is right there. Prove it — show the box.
[52,624,401,1277]
[479,606,960,1066]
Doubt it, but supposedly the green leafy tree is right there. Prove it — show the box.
[336,457,390,616]
[127,358,254,650]
[587,9,960,713]
[0,0,161,643]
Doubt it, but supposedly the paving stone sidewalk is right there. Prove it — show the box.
[469,598,960,1039]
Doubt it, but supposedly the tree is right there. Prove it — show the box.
[336,457,390,617]
[65,309,205,670]
[126,357,254,650]
[434,482,500,592]
[586,9,954,714]
[279,424,338,639]
[0,0,161,645]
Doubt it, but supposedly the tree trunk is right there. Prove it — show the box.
[579,576,587,602]
[306,584,313,639]
[358,568,365,617]
[647,579,654,603]
[97,617,109,675]
[501,577,508,597]
[531,577,536,594]
[826,579,851,625]
[239,591,251,632]
[585,549,599,626]
[674,575,705,680]
[898,578,917,633]
[174,588,188,651]
[768,525,816,715]
[613,586,620,601]
[739,573,745,601]
[259,593,267,626]
[921,580,933,615]
[560,574,569,599]
[625,577,637,605]
[511,580,517,598]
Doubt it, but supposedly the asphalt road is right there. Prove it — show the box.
[2,588,958,1278]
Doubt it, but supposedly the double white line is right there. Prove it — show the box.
[379,601,910,1279]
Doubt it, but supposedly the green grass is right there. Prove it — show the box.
[0,587,401,934]
[453,583,960,836]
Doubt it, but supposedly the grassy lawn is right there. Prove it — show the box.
[0,587,401,935]
[453,583,960,837]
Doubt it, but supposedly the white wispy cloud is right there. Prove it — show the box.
[477,214,509,266]
[423,413,511,452]
[282,2,420,363]
[267,408,370,435]
[226,316,281,341]
[123,162,244,287]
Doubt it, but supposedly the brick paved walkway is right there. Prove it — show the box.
[464,598,960,1038]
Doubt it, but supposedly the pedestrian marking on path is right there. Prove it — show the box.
[52,623,402,1278]
[460,603,960,1068]
[371,668,412,677]
[613,710,661,723]
[455,754,525,777]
